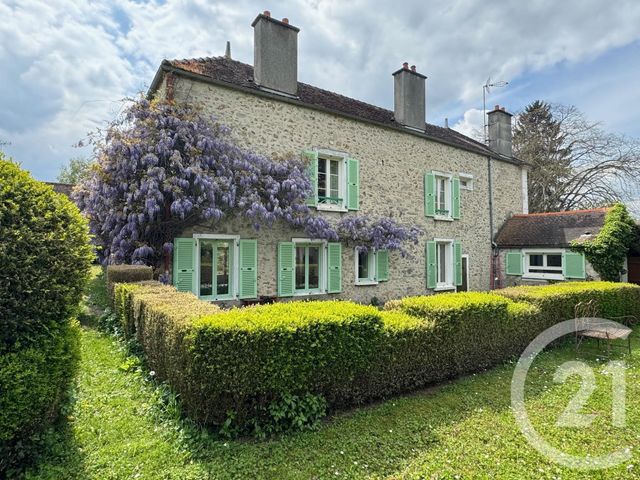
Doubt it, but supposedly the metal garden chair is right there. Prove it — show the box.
[574,300,634,357]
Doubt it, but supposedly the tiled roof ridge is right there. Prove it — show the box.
[512,208,611,218]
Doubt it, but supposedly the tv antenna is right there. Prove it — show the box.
[483,77,509,143]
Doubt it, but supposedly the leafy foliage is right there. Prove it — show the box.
[77,97,420,267]
[570,203,638,281]
[0,158,91,474]
[336,215,422,255]
[57,157,94,185]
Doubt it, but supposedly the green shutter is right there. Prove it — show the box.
[564,251,586,279]
[452,177,461,220]
[347,158,360,211]
[426,240,437,289]
[173,237,195,293]
[424,172,436,217]
[327,242,342,293]
[238,239,258,299]
[303,150,318,207]
[505,251,523,276]
[454,241,463,286]
[376,249,389,281]
[278,242,295,297]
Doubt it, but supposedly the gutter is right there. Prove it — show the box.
[148,62,524,167]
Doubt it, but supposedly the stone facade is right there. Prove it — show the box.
[157,73,526,304]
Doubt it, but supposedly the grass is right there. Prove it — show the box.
[24,267,640,479]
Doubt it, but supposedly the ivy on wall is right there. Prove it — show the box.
[571,203,638,281]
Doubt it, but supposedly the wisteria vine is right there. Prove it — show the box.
[76,97,421,267]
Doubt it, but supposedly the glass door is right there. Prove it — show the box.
[199,239,233,300]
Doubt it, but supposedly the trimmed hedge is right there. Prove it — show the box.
[114,281,640,434]
[106,264,153,302]
[0,158,92,472]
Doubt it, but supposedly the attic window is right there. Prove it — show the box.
[459,173,474,191]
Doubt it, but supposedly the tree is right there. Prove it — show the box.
[57,157,93,184]
[77,98,421,270]
[513,101,640,213]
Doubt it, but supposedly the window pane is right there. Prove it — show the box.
[329,160,340,198]
[438,243,447,283]
[547,254,562,267]
[358,250,369,280]
[318,158,327,198]
[216,242,230,296]
[295,247,306,289]
[437,178,446,211]
[308,246,320,289]
[200,240,213,296]
[529,254,543,267]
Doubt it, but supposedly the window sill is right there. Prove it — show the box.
[434,215,454,222]
[522,274,565,281]
[317,204,347,213]
[355,280,378,286]
[434,285,456,291]
[293,290,326,297]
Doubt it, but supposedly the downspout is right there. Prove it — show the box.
[488,155,497,289]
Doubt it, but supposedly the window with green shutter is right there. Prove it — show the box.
[278,242,295,297]
[425,240,437,289]
[376,249,389,282]
[173,238,196,293]
[454,241,462,286]
[563,251,586,279]
[424,172,436,217]
[238,239,257,299]
[505,251,523,276]
[346,158,359,211]
[303,150,318,207]
[327,242,342,293]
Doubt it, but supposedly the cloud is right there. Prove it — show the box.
[451,109,484,142]
[2,0,640,180]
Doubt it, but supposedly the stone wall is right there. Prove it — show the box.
[164,74,526,303]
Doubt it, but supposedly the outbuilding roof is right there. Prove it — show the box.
[149,56,519,164]
[495,208,610,248]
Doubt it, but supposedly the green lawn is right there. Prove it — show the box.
[25,268,640,479]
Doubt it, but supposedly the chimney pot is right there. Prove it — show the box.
[494,104,500,110]
[282,17,289,24]
[411,65,416,72]
[403,62,409,69]
[263,10,271,17]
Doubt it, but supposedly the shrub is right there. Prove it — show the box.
[0,156,91,472]
[106,264,153,301]
[0,159,93,350]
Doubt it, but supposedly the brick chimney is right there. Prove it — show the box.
[251,11,300,96]
[487,105,513,157]
[392,62,427,131]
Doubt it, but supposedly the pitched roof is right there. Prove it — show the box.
[150,56,516,163]
[45,182,74,199]
[495,208,610,248]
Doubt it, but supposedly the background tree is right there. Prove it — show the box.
[513,100,640,213]
[57,157,93,184]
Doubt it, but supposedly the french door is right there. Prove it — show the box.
[199,239,233,300]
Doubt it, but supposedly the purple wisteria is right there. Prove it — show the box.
[336,216,422,256]
[76,97,421,267]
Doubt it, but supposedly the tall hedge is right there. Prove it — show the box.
[0,158,93,472]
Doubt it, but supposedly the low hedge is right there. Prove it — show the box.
[113,281,640,434]
[106,264,153,302]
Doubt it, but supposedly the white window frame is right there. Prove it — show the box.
[316,148,348,212]
[354,248,378,286]
[193,234,240,300]
[433,170,453,221]
[459,173,474,191]
[522,248,565,281]
[434,238,455,291]
[291,237,328,296]
[458,253,470,292]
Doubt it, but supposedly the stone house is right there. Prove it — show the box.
[147,11,529,304]
[494,208,612,287]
